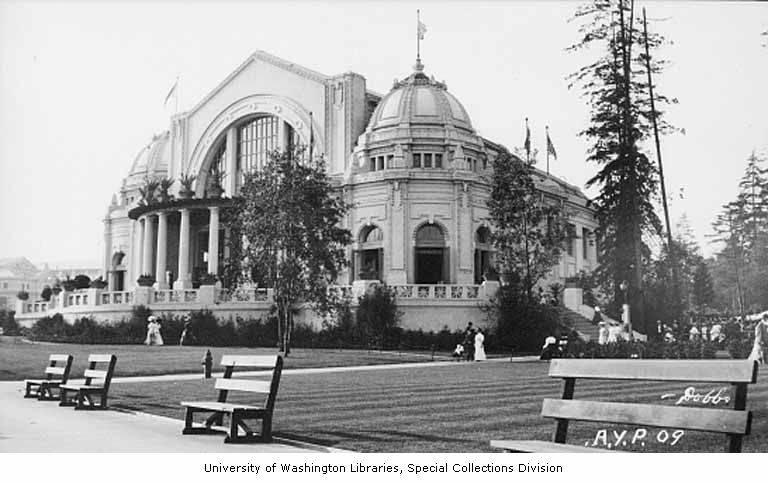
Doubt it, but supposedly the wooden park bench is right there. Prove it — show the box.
[491,359,759,453]
[181,354,283,444]
[59,354,117,410]
[24,354,74,401]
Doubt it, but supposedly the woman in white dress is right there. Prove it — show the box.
[144,316,164,346]
[474,329,486,361]
[748,315,767,364]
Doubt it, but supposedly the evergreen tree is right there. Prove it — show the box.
[693,262,715,310]
[234,147,352,355]
[568,0,676,333]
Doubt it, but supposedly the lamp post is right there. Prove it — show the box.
[620,280,632,340]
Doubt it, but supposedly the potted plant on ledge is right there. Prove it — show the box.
[16,290,29,301]
[61,276,77,292]
[137,274,156,287]
[199,273,218,286]
[206,169,225,199]
[179,174,196,199]
[158,177,175,203]
[90,277,108,289]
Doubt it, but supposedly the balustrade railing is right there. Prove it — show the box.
[389,284,481,300]
[100,291,133,305]
[154,289,199,303]
[216,287,271,303]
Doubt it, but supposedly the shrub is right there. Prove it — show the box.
[489,284,559,353]
[0,309,20,336]
[355,284,402,350]
[30,314,72,342]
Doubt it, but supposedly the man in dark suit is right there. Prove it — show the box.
[463,321,476,361]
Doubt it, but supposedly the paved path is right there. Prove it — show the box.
[0,383,313,452]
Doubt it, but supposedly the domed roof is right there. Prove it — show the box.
[127,131,170,179]
[367,62,474,133]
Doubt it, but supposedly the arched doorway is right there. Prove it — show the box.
[111,251,126,291]
[414,224,447,284]
[355,225,383,280]
[474,226,494,284]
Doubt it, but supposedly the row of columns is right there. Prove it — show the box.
[133,206,220,289]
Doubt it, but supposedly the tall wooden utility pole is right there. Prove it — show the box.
[643,7,680,317]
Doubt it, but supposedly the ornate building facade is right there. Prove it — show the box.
[17,50,598,331]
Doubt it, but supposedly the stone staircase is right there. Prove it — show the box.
[557,306,600,342]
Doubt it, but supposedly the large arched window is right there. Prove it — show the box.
[238,116,279,177]
[356,225,383,281]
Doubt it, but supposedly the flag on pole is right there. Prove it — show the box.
[164,77,179,108]
[418,19,427,40]
[546,130,558,160]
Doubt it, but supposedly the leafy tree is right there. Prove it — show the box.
[568,0,677,333]
[235,147,351,355]
[488,148,569,304]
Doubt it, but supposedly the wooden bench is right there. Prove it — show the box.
[24,354,74,401]
[181,354,283,444]
[491,359,759,453]
[59,354,117,410]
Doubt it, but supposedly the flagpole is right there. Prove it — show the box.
[308,111,314,162]
[175,75,180,115]
[417,9,421,62]
[545,126,550,175]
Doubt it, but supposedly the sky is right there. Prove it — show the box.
[0,1,766,267]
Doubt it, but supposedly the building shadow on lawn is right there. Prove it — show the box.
[276,428,471,449]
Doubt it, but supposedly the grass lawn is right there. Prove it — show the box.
[0,336,449,381]
[108,360,768,453]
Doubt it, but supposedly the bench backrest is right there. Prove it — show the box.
[545,359,758,452]
[82,354,117,391]
[215,355,283,413]
[45,354,73,383]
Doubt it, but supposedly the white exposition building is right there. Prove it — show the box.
[17,50,598,330]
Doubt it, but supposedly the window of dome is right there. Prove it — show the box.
[380,89,403,119]
[412,152,444,169]
[413,87,438,116]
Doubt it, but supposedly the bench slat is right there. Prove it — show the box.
[45,366,66,375]
[215,378,271,393]
[180,401,264,412]
[549,359,757,383]
[84,369,108,379]
[491,440,613,453]
[542,398,751,434]
[88,354,115,363]
[49,354,72,362]
[220,355,278,368]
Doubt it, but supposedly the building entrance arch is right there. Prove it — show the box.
[414,224,448,284]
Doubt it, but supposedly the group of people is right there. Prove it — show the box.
[143,314,194,346]
[452,321,487,362]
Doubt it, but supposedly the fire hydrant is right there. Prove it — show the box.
[202,349,213,379]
